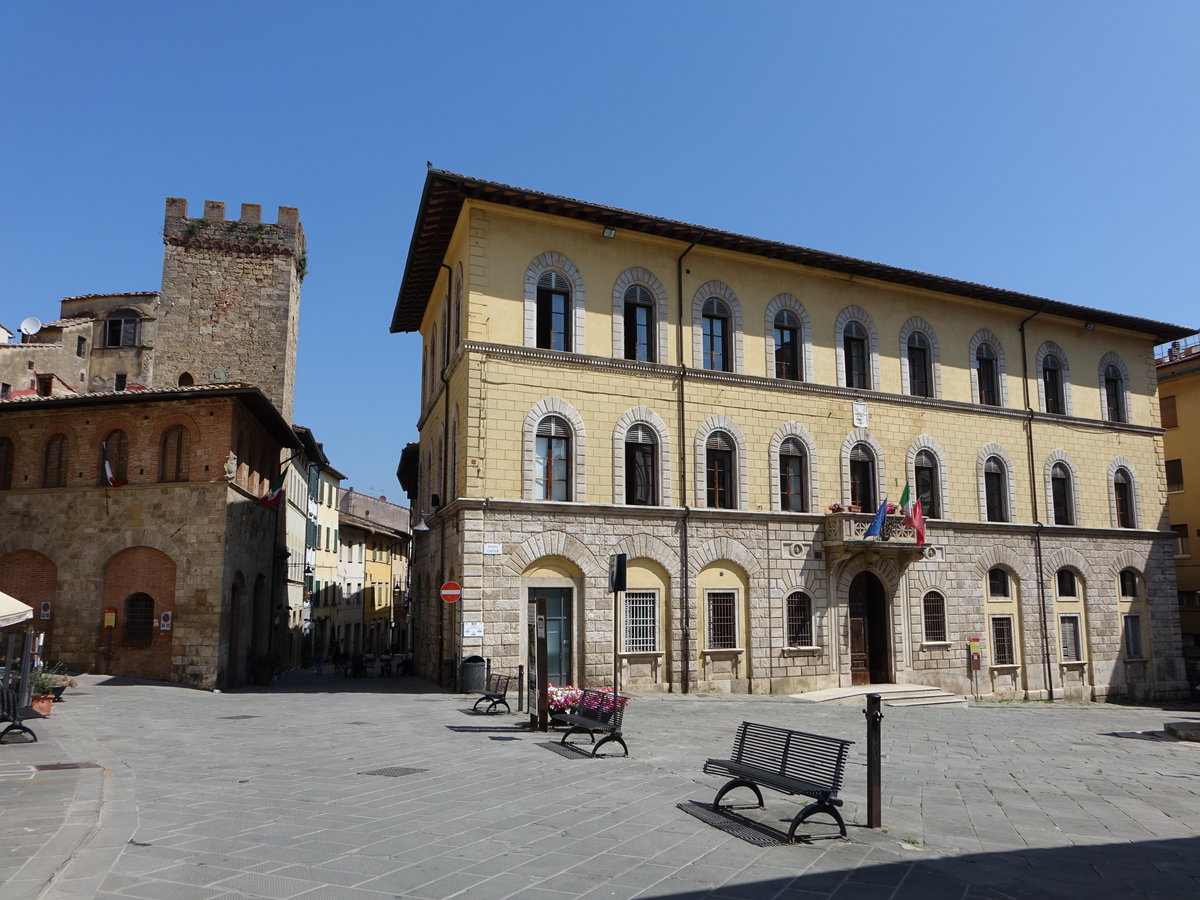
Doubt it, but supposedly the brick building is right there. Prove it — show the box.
[392,170,1193,702]
[0,200,306,689]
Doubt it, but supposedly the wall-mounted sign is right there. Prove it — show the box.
[463,621,484,637]
[483,543,503,555]
[40,601,51,620]
[853,402,869,428]
[969,637,981,671]
[160,611,173,632]
[103,608,117,628]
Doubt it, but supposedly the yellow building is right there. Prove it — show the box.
[338,490,410,657]
[392,170,1193,701]
[1157,335,1200,649]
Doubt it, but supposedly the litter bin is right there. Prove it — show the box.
[460,655,486,693]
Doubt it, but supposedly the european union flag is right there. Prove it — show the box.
[863,497,889,539]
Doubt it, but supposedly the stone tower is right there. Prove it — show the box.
[155,198,304,422]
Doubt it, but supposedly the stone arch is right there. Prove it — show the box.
[523,251,586,351]
[695,414,749,509]
[1098,351,1132,422]
[977,442,1017,522]
[611,266,669,363]
[968,328,1009,407]
[906,434,949,519]
[610,532,681,580]
[612,406,672,506]
[523,397,587,502]
[975,544,1034,584]
[1035,340,1073,415]
[689,536,763,577]
[834,305,880,390]
[1043,449,1082,528]
[1106,548,1151,582]
[504,530,606,579]
[898,315,942,398]
[840,427,886,506]
[834,555,901,596]
[691,280,744,372]
[1043,546,1095,584]
[769,421,819,512]
[764,293,813,382]
[104,545,176,682]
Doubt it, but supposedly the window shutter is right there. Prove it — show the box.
[624,284,653,306]
[985,456,1003,474]
[627,424,656,445]
[780,437,804,457]
[706,430,734,451]
[850,443,872,463]
[537,415,570,438]
[537,271,569,292]
[774,309,799,329]
[702,297,728,318]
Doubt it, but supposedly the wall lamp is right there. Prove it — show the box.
[601,226,616,239]
[412,517,430,533]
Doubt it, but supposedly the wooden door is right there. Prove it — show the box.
[849,576,869,685]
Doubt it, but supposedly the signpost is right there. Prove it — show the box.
[440,582,461,603]
[609,554,626,695]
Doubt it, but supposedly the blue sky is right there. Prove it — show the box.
[2,2,1197,499]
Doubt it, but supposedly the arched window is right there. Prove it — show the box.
[987,567,1010,598]
[702,298,731,371]
[779,437,808,512]
[1056,568,1078,598]
[907,331,932,397]
[0,436,12,490]
[1113,467,1136,528]
[623,285,655,362]
[843,321,869,389]
[42,434,67,488]
[976,342,1000,406]
[923,591,947,642]
[535,415,572,501]
[536,271,572,351]
[1042,354,1065,414]
[849,442,876,511]
[1104,365,1126,423]
[123,593,155,644]
[99,429,128,486]
[914,449,940,519]
[159,425,189,483]
[706,430,736,509]
[774,310,801,380]
[104,308,141,348]
[625,423,657,506]
[786,591,813,647]
[178,372,194,387]
[984,456,1008,522]
[1051,462,1073,525]
[1119,568,1141,600]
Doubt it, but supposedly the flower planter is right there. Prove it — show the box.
[30,694,54,716]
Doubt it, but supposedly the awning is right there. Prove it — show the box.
[0,591,33,629]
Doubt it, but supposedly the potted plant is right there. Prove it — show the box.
[28,667,60,716]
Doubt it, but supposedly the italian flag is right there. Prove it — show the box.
[102,442,126,487]
[259,471,285,507]
[899,482,925,546]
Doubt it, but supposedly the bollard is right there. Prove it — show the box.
[863,693,883,828]
[517,664,525,712]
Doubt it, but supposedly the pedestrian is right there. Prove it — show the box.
[313,650,325,675]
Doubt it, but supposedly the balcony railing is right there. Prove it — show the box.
[824,512,917,544]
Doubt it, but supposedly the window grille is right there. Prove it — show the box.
[923,592,947,642]
[707,591,737,649]
[786,591,813,646]
[623,591,657,652]
[124,593,155,644]
[991,616,1015,665]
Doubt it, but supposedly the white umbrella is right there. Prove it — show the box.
[0,590,33,629]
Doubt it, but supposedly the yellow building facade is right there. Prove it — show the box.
[1158,337,1200,644]
[393,170,1192,701]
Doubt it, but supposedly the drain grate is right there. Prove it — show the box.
[35,762,102,771]
[538,741,596,760]
[358,766,428,777]
[218,715,261,720]
[676,801,787,847]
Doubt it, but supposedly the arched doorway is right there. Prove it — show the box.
[848,571,890,685]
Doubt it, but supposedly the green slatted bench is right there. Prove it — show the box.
[703,721,853,839]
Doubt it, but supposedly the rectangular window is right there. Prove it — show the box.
[1172,524,1190,558]
[991,616,1015,665]
[1123,614,1143,659]
[706,591,737,650]
[623,591,657,652]
[1,383,9,399]
[1160,395,1178,429]
[1059,615,1082,662]
[1166,459,1184,493]
[76,336,87,357]
[706,449,734,509]
[114,373,127,391]
[36,374,53,397]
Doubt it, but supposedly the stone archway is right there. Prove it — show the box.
[849,571,890,685]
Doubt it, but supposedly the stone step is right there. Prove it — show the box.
[886,695,968,708]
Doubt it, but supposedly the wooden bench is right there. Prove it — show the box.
[703,721,853,839]
[471,672,511,714]
[0,686,37,744]
[551,688,628,757]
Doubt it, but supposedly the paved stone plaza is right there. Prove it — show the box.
[2,671,1199,899]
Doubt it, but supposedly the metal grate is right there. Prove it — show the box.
[676,801,785,846]
[35,762,101,771]
[358,767,428,777]
[218,715,261,720]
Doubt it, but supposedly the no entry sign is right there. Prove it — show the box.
[440,581,462,603]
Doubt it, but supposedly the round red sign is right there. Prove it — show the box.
[440,581,462,603]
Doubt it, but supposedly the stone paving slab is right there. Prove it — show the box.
[4,672,1200,898]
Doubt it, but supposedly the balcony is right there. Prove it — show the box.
[821,512,927,568]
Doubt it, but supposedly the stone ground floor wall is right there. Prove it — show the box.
[0,483,279,691]
[409,500,1188,702]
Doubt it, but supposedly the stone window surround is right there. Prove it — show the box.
[898,316,942,399]
[691,280,744,373]
[783,587,824,649]
[834,305,880,390]
[968,328,1009,408]
[611,405,672,506]
[1097,351,1132,423]
[977,442,1017,523]
[1107,456,1140,529]
[1043,449,1082,528]
[523,251,586,353]
[1035,340,1073,416]
[522,397,587,502]
[611,267,669,363]
[769,421,819,513]
[906,434,949,519]
[694,413,749,509]
[839,427,886,508]
[764,293,813,382]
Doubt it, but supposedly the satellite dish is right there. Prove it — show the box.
[19,317,41,336]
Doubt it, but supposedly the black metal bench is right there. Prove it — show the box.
[0,686,37,744]
[551,688,628,757]
[472,672,511,714]
[703,721,853,839]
